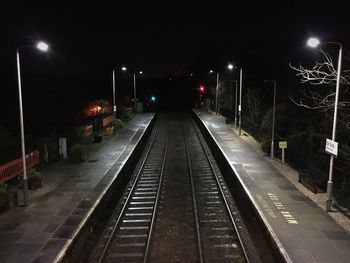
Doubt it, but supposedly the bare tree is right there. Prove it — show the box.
[244,88,263,129]
[290,49,350,113]
[291,49,350,191]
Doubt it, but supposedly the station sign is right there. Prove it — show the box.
[279,141,287,163]
[325,138,338,156]
[279,141,287,149]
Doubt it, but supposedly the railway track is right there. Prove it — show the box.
[89,113,255,262]
[95,123,168,263]
[183,113,250,262]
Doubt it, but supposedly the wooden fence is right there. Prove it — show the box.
[84,125,93,137]
[0,151,40,183]
[84,115,115,137]
[102,115,113,127]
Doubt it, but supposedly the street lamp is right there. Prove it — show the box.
[238,68,243,135]
[215,72,219,115]
[227,63,237,123]
[112,70,116,117]
[112,66,127,132]
[209,70,220,114]
[233,80,238,128]
[307,37,342,212]
[264,80,277,159]
[133,70,143,112]
[16,41,49,206]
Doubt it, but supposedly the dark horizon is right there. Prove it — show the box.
[1,1,350,134]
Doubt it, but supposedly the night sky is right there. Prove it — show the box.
[1,1,350,132]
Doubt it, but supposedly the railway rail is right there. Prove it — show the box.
[87,113,263,262]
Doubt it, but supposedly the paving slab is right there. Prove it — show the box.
[0,113,154,263]
[194,110,350,263]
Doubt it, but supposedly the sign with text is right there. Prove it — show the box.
[279,141,287,149]
[325,138,338,156]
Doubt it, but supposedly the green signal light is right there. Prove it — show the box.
[151,95,156,102]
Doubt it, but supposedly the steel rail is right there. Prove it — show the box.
[187,113,250,262]
[142,134,168,263]
[182,121,204,263]
[97,125,160,263]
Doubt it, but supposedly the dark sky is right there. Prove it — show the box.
[2,1,350,79]
[1,1,350,132]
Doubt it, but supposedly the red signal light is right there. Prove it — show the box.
[199,85,205,93]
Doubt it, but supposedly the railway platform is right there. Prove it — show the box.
[0,113,155,263]
[194,109,350,263]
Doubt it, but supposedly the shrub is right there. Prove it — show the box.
[260,133,271,154]
[69,144,89,163]
[105,127,114,136]
[0,184,9,194]
[68,126,87,144]
[115,119,124,129]
[27,168,41,179]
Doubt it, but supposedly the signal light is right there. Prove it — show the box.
[150,95,156,102]
[199,85,205,93]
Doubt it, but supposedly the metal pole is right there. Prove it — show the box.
[16,49,29,206]
[238,68,242,135]
[133,73,137,112]
[271,81,276,159]
[231,81,234,122]
[215,72,219,115]
[112,70,117,133]
[326,45,342,212]
[234,80,238,128]
[112,70,116,115]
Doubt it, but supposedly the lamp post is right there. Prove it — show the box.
[112,69,116,116]
[233,80,238,128]
[227,63,236,123]
[112,66,127,131]
[264,80,277,159]
[133,70,143,112]
[16,41,49,206]
[307,37,342,212]
[209,70,216,112]
[215,72,219,115]
[238,68,243,135]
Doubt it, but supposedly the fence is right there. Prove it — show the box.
[102,115,113,127]
[0,151,40,183]
[84,125,93,137]
[84,115,114,137]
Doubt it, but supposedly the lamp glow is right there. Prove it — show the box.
[227,63,234,70]
[307,37,320,48]
[36,41,48,52]
[121,66,127,71]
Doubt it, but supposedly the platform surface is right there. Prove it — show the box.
[195,110,350,263]
[0,113,154,263]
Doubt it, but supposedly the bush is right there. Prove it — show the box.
[105,127,114,136]
[115,119,124,129]
[68,126,87,144]
[27,168,42,190]
[335,188,350,209]
[69,144,89,163]
[0,183,9,194]
[27,168,41,179]
[260,133,271,154]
